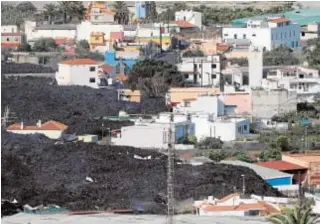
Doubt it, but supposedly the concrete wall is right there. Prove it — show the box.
[175,10,202,28]
[248,46,263,88]
[1,35,22,43]
[1,25,18,33]
[7,130,63,139]
[251,89,297,119]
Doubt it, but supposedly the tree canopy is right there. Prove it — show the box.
[112,1,129,25]
[58,1,85,23]
[128,59,185,98]
[182,50,205,57]
[33,38,58,52]
[1,2,36,26]
[264,45,300,66]
[305,38,320,70]
[75,40,105,61]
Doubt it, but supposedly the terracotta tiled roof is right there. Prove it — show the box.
[1,32,22,36]
[99,64,114,72]
[256,161,307,171]
[116,74,128,82]
[7,120,68,131]
[60,58,98,65]
[217,193,240,203]
[217,44,231,52]
[171,20,196,28]
[270,18,290,24]
[182,98,197,102]
[201,202,279,213]
[1,43,20,48]
[257,201,280,214]
[54,38,74,45]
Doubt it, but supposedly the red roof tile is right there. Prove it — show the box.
[1,42,20,48]
[110,32,124,41]
[171,21,196,28]
[1,32,22,36]
[7,120,68,131]
[217,44,231,52]
[99,64,114,72]
[270,18,290,24]
[256,161,307,171]
[217,193,240,203]
[54,38,74,45]
[60,58,98,65]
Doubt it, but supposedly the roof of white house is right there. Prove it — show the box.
[221,160,293,180]
[59,58,99,65]
[7,120,68,131]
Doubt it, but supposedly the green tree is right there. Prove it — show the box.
[259,149,282,162]
[182,50,205,57]
[178,135,197,145]
[58,1,85,23]
[276,135,291,151]
[17,43,32,52]
[305,38,320,70]
[15,2,36,14]
[264,45,300,66]
[197,137,223,149]
[268,205,319,224]
[33,38,57,52]
[128,59,185,98]
[112,1,129,25]
[234,151,255,163]
[208,150,231,162]
[147,1,158,22]
[43,4,58,25]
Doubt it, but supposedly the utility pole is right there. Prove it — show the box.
[167,113,175,224]
[200,59,203,87]
[1,106,17,129]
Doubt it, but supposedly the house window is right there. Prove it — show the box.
[299,74,304,79]
[293,30,295,36]
[281,33,283,39]
[6,38,9,41]
[184,101,191,107]
[211,64,217,69]
[90,66,96,72]
[193,64,197,70]
[243,125,248,131]
[238,126,242,133]
[211,74,216,79]
[296,41,298,47]
[224,34,229,37]
[291,41,294,48]
[243,34,246,39]
[289,31,291,37]
[199,64,202,69]
[284,32,286,38]
[184,74,189,79]
[234,34,237,39]
[302,32,305,37]
[252,34,256,37]
[271,34,273,40]
[95,37,99,40]
[89,78,96,83]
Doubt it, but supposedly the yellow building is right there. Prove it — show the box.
[90,32,105,49]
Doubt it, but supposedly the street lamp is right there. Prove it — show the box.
[241,174,245,195]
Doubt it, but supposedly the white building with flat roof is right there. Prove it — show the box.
[175,10,202,29]
[177,55,221,87]
[262,66,320,102]
[223,18,300,50]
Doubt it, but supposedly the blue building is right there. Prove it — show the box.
[135,1,151,19]
[105,51,139,69]
[221,160,293,187]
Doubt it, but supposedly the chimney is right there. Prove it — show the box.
[37,120,42,127]
[20,122,24,130]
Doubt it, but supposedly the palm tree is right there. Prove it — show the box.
[58,1,85,23]
[268,205,319,224]
[112,1,129,25]
[43,4,58,24]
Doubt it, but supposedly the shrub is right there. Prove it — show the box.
[197,137,223,149]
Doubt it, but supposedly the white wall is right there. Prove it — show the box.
[56,64,100,88]
[1,25,18,33]
[77,21,123,41]
[248,45,263,88]
[175,10,202,28]
[7,130,63,139]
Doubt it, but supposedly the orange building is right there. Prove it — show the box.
[282,153,320,186]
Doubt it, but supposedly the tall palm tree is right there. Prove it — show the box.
[43,4,58,24]
[268,205,319,224]
[58,1,85,23]
[112,1,129,25]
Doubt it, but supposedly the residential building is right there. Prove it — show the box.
[135,1,151,19]
[7,120,68,139]
[301,23,320,40]
[1,25,19,33]
[55,58,109,88]
[221,160,293,187]
[256,160,308,185]
[76,21,123,42]
[223,18,301,50]
[282,153,320,186]
[10,52,60,69]
[77,134,99,143]
[1,32,23,48]
[262,66,320,103]
[111,113,195,149]
[169,21,198,33]
[177,55,221,87]
[105,51,139,69]
[85,2,115,23]
[251,89,297,119]
[25,21,76,43]
[194,193,280,216]
[175,10,202,29]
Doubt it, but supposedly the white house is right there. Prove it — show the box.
[262,66,320,102]
[223,18,301,50]
[24,21,76,42]
[7,120,68,139]
[55,58,107,89]
[1,25,19,33]
[194,193,280,216]
[177,55,221,87]
[76,21,123,42]
[175,10,202,29]
[301,23,320,41]
[111,113,195,149]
